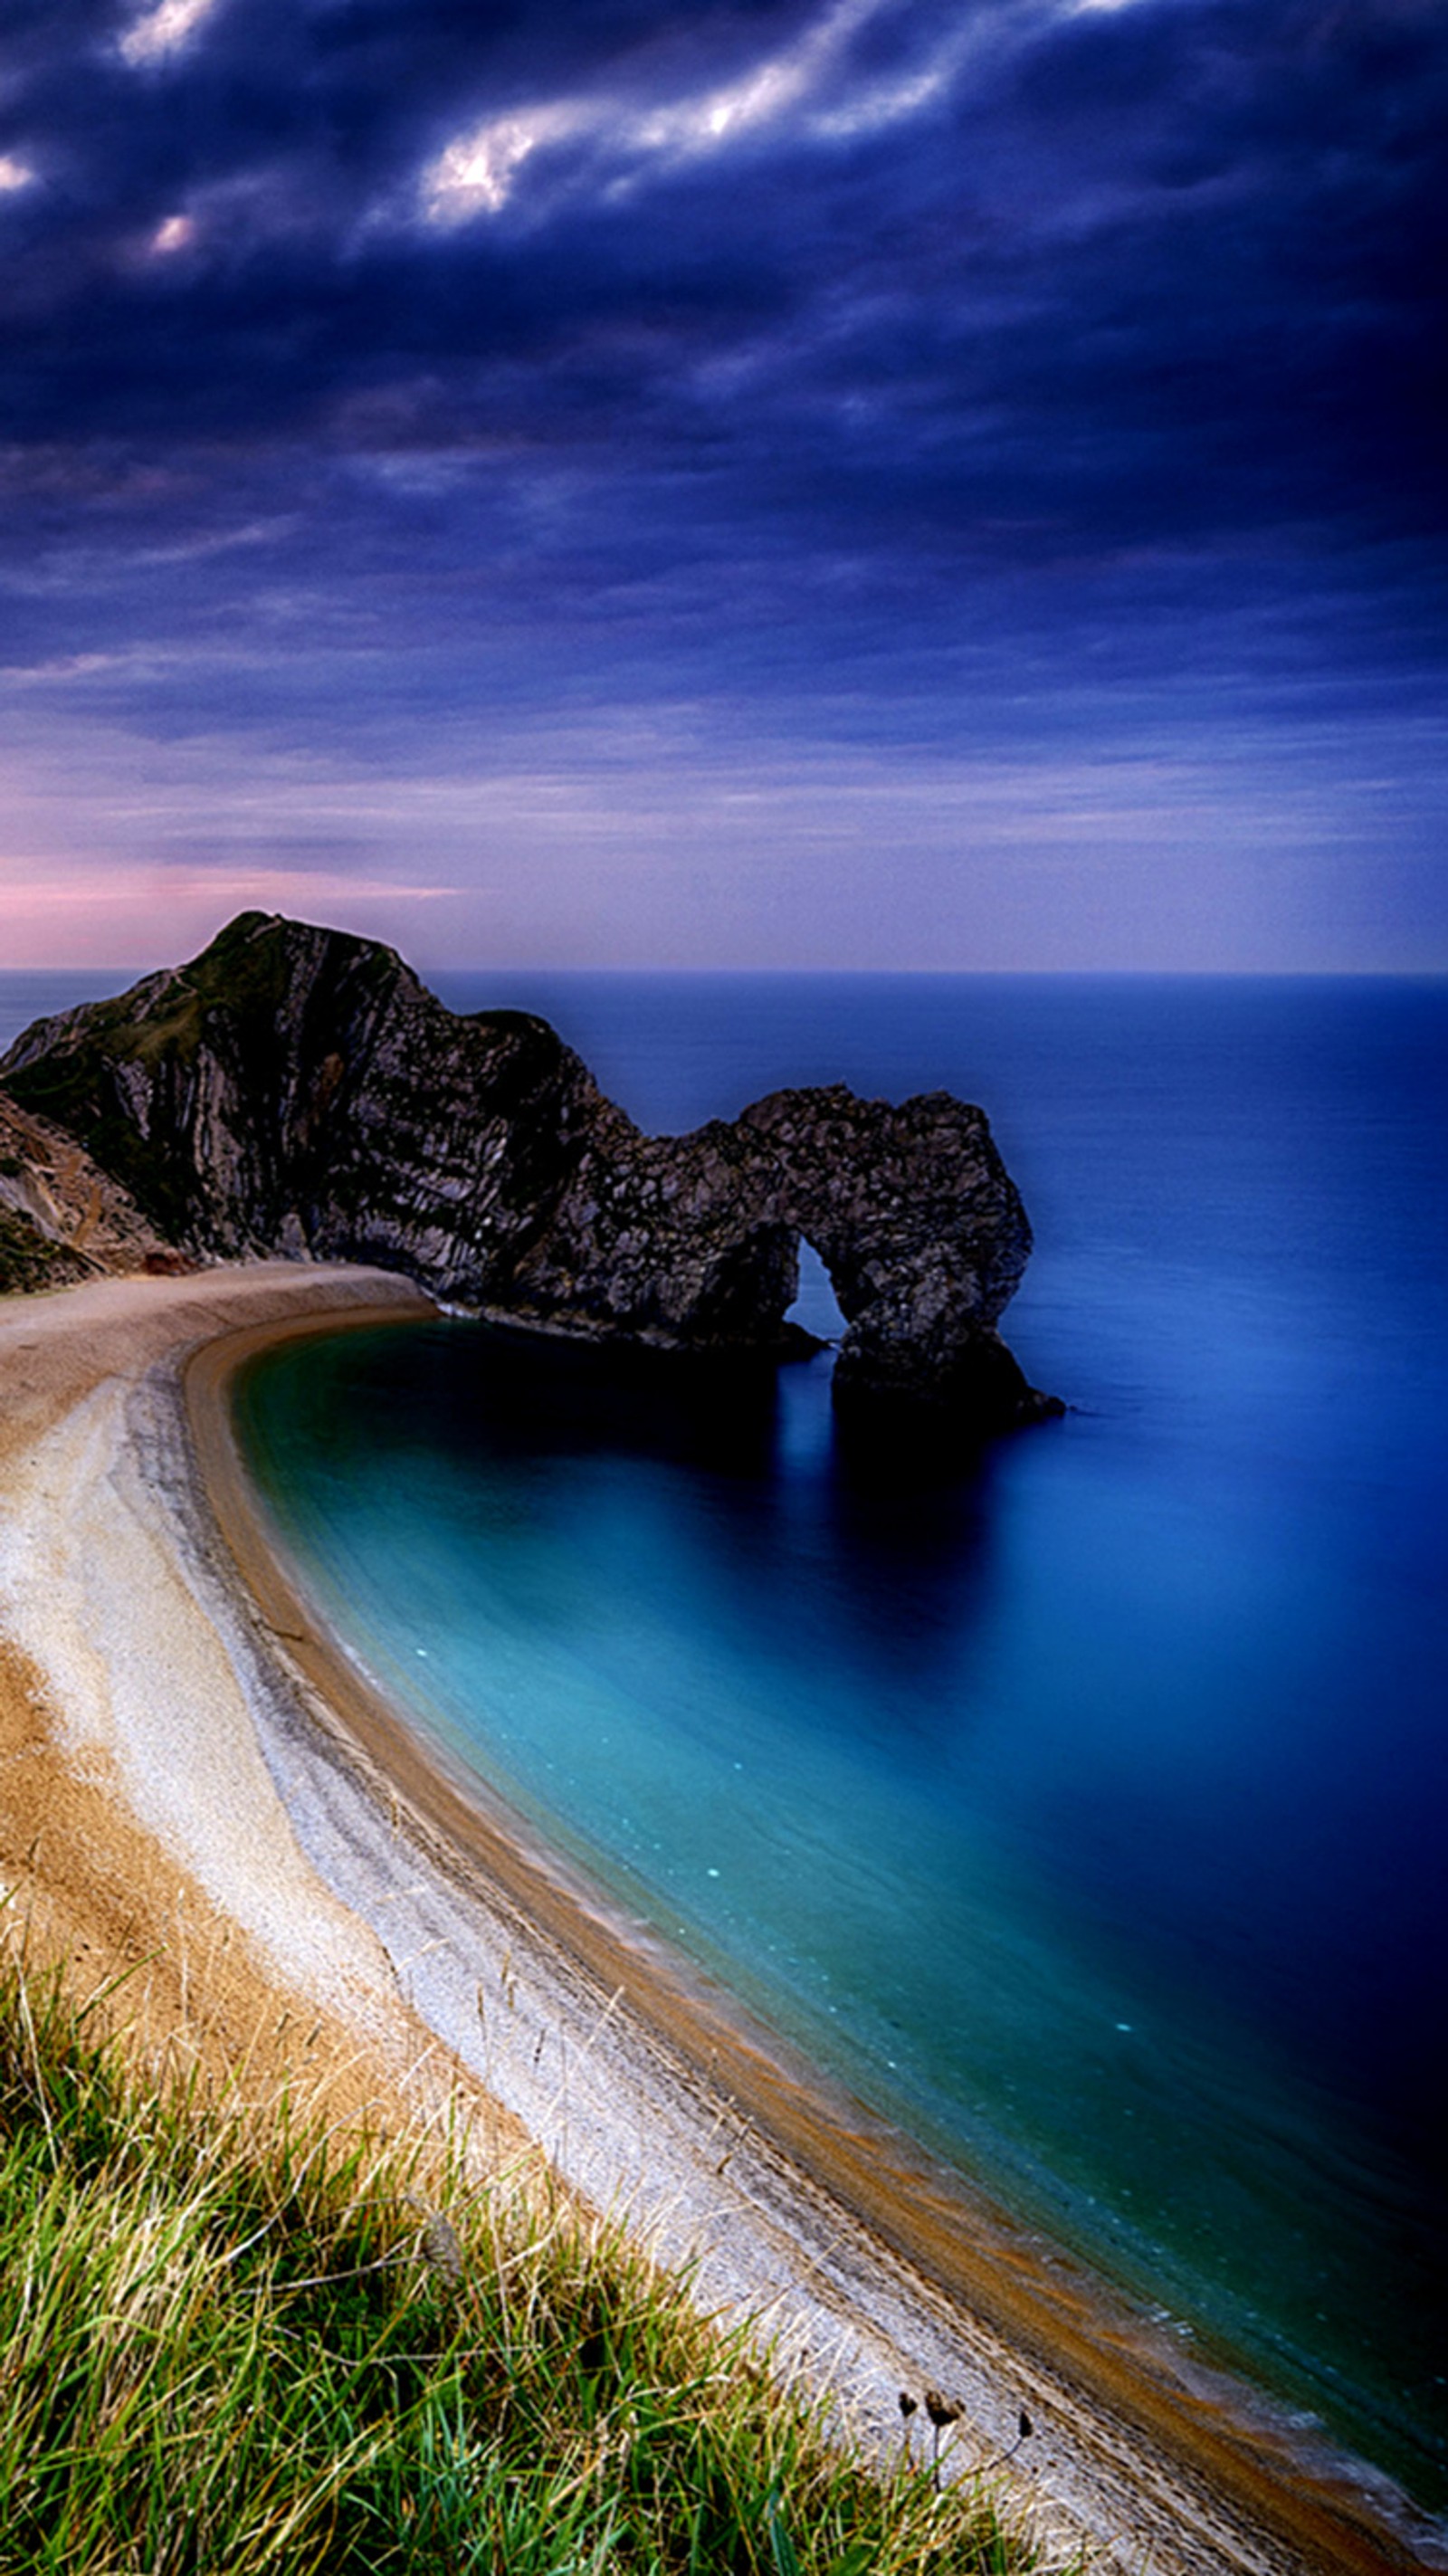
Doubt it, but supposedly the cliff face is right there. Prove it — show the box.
[504,1082,1047,1421]
[0,1091,171,1293]
[0,911,1056,1429]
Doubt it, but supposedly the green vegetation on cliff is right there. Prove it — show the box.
[0,1204,87,1297]
[0,912,412,1246]
[0,1949,1053,2576]
[1,909,1051,1426]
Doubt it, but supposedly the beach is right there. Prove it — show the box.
[0,1263,1439,2576]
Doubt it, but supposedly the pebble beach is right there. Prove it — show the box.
[0,1264,1438,2576]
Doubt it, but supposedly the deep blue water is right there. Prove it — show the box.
[4,968,1443,2504]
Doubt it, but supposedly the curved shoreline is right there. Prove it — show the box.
[0,1266,1440,2576]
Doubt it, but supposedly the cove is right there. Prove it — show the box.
[232,971,1447,2514]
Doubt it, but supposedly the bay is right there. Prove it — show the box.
[5,963,1443,2506]
[235,972,1448,2510]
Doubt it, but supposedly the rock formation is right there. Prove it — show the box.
[0,911,1058,1431]
[0,1090,170,1293]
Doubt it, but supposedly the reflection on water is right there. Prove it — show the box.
[235,973,1448,2512]
[239,1315,1444,2510]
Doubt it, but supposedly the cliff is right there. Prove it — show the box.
[0,911,1057,1430]
[0,1090,172,1293]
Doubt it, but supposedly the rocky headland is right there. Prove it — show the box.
[0,910,1057,1431]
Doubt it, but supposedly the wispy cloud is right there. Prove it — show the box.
[1,653,133,684]
[119,0,224,70]
[1,866,455,906]
[426,102,592,222]
[150,213,196,255]
[0,0,1440,967]
[424,0,979,223]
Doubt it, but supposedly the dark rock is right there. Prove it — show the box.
[0,911,1056,1432]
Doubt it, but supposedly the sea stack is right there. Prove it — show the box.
[0,911,1057,1434]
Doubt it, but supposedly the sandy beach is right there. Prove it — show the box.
[0,1264,1440,2576]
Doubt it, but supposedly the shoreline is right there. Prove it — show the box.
[0,1264,1440,2576]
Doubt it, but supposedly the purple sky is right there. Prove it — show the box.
[1,0,1443,970]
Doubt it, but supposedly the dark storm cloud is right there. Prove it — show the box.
[0,0,1443,966]
[5,3,1438,459]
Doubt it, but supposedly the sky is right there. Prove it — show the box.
[0,0,1443,972]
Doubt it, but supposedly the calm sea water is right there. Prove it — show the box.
[0,971,142,1059]
[5,968,1443,2504]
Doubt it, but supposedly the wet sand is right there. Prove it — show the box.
[1,1264,1441,2576]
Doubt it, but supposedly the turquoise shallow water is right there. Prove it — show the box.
[222,974,1447,2508]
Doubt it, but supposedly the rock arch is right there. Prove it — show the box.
[1,912,1059,1436]
[505,1083,1058,1430]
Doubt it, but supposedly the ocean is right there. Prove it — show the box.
[5,967,1445,2511]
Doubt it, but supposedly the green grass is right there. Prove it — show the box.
[0,1949,1064,2576]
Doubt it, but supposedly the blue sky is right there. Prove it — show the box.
[1,0,1443,968]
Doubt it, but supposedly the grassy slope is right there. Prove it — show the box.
[0,1950,1061,2576]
